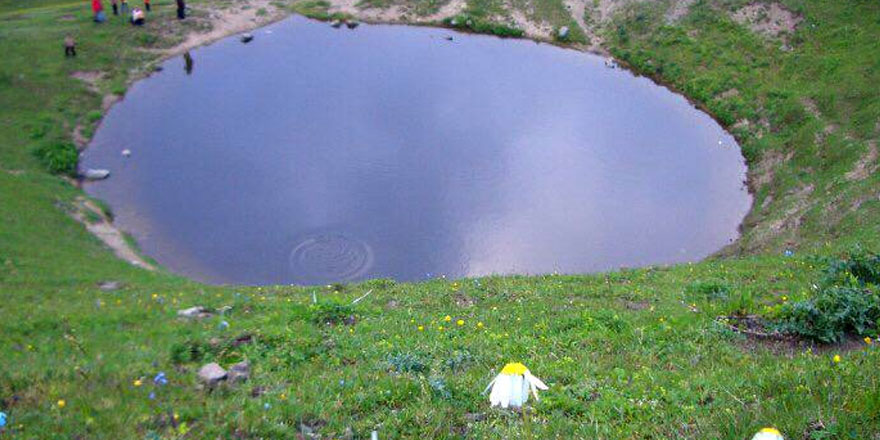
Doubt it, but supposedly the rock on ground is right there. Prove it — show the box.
[228,361,250,383]
[198,362,227,386]
[177,306,213,319]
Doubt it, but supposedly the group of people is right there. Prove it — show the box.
[90,0,187,25]
[73,0,189,57]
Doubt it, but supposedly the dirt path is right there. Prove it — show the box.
[164,0,283,56]
[72,197,156,271]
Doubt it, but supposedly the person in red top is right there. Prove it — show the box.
[143,0,150,11]
[91,0,106,22]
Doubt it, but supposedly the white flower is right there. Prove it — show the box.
[484,362,548,408]
[752,428,784,440]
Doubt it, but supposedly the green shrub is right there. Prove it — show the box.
[86,110,102,123]
[822,248,880,287]
[310,302,355,325]
[443,14,524,38]
[386,351,430,374]
[776,286,880,343]
[169,340,208,364]
[32,141,78,175]
[442,350,474,372]
[686,279,731,300]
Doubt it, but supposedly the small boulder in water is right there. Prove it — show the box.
[331,19,343,28]
[121,149,131,157]
[345,20,359,29]
[240,33,254,43]
[83,169,110,180]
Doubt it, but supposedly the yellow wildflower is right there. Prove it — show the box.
[865,337,873,345]
[477,322,484,329]
[833,354,841,363]
[133,379,143,387]
[417,325,424,332]
[444,315,452,322]
[457,319,465,326]
[57,399,66,409]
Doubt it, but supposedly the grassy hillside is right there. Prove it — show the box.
[1,0,878,438]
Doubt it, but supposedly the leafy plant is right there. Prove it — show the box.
[821,248,880,287]
[686,279,731,300]
[775,286,880,343]
[443,14,524,38]
[386,351,430,374]
[310,302,355,325]
[31,141,78,175]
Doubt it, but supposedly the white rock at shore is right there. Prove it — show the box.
[83,169,110,180]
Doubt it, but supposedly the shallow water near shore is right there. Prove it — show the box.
[82,15,751,285]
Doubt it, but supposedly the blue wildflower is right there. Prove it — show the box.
[0,411,7,428]
[784,249,794,257]
[148,392,156,400]
[218,321,229,330]
[263,402,271,410]
[153,372,168,386]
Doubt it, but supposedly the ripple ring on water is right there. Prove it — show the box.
[289,234,373,282]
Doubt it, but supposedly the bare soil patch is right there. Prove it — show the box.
[845,141,878,181]
[732,2,802,39]
[71,71,103,92]
[70,197,156,271]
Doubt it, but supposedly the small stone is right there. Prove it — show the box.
[240,33,254,43]
[331,19,343,28]
[98,280,122,291]
[228,361,250,383]
[177,306,212,319]
[198,362,227,386]
[232,333,253,346]
[83,169,110,180]
[121,149,131,157]
[558,26,570,39]
[465,412,487,422]
[345,20,359,29]
[445,36,453,41]
[341,427,355,440]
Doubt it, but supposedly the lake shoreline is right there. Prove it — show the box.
[81,0,753,276]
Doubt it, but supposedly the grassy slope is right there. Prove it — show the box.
[1,0,879,438]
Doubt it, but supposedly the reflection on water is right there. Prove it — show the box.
[183,51,193,75]
[81,16,751,285]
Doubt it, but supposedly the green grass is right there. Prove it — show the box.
[1,0,879,438]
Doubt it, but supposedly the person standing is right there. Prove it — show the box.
[130,7,145,25]
[175,0,185,19]
[111,0,118,15]
[120,0,129,18]
[64,35,76,57]
[91,0,106,22]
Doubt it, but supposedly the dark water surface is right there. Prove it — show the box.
[82,16,751,285]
